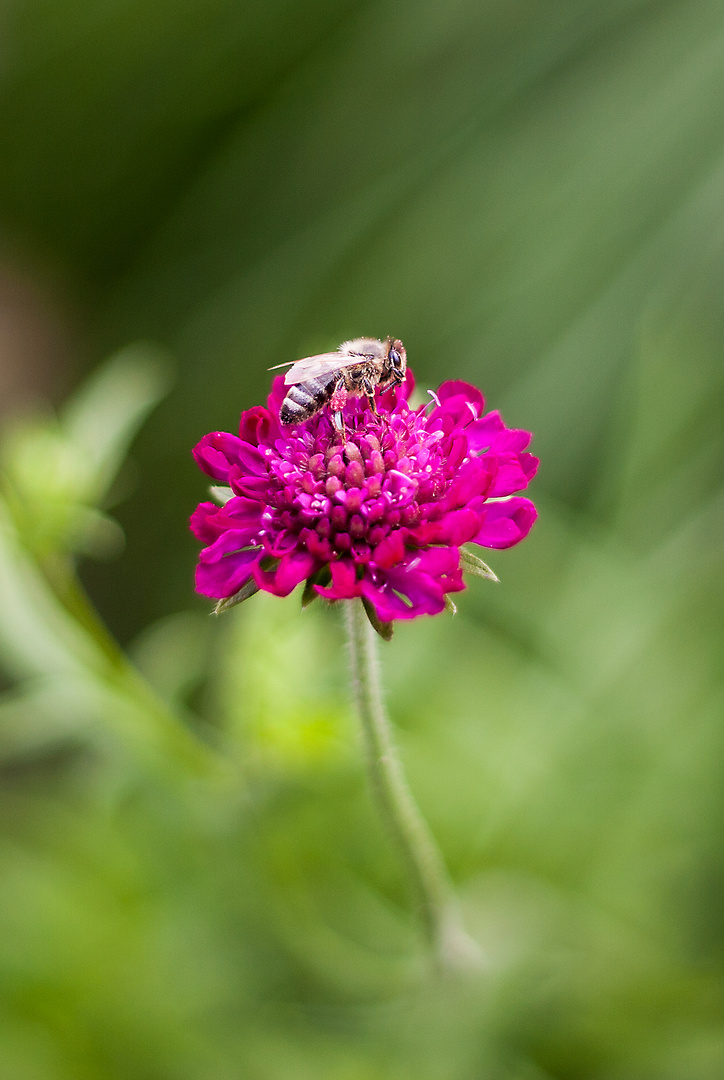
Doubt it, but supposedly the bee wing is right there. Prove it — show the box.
[283,351,363,385]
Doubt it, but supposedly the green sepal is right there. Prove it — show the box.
[301,565,332,609]
[213,577,260,614]
[301,579,319,608]
[361,596,394,641]
[444,594,457,615]
[460,547,499,582]
[209,485,234,505]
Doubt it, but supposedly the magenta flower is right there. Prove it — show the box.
[191,370,537,625]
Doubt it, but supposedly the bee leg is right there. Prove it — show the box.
[359,377,378,416]
[332,410,346,438]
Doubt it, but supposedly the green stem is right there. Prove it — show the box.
[40,554,225,780]
[344,599,481,971]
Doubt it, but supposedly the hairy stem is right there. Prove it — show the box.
[344,599,481,971]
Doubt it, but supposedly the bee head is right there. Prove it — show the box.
[386,338,407,383]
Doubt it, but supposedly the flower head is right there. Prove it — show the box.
[191,370,537,624]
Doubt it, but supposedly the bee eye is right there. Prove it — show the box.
[389,348,401,370]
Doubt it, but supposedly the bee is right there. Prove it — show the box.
[274,337,407,428]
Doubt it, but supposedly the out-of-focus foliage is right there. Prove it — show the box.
[1,0,724,1077]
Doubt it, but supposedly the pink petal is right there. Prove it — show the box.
[486,453,535,498]
[199,529,261,564]
[444,458,497,509]
[235,442,269,476]
[195,548,260,598]
[228,468,271,498]
[489,428,532,454]
[192,431,246,480]
[255,551,316,596]
[426,382,485,431]
[466,411,505,453]
[189,502,226,544]
[361,567,446,621]
[436,380,485,414]
[473,497,538,549]
[409,508,479,546]
[409,546,464,584]
[446,434,468,470]
[261,530,300,557]
[519,452,539,481]
[373,531,407,569]
[217,498,265,529]
[315,559,362,600]
[239,405,278,446]
[304,532,334,562]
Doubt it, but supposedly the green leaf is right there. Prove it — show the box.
[301,565,331,608]
[62,343,173,504]
[213,577,261,615]
[0,345,171,559]
[361,596,393,641]
[301,578,320,609]
[460,548,499,582]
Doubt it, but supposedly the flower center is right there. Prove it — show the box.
[263,413,447,560]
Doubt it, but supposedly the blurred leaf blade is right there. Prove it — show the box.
[61,342,173,504]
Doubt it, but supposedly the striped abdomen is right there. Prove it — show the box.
[280,372,338,425]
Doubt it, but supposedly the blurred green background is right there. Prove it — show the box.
[1,0,724,1076]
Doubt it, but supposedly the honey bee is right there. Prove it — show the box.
[275,337,407,428]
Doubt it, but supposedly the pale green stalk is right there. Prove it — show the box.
[344,599,482,971]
